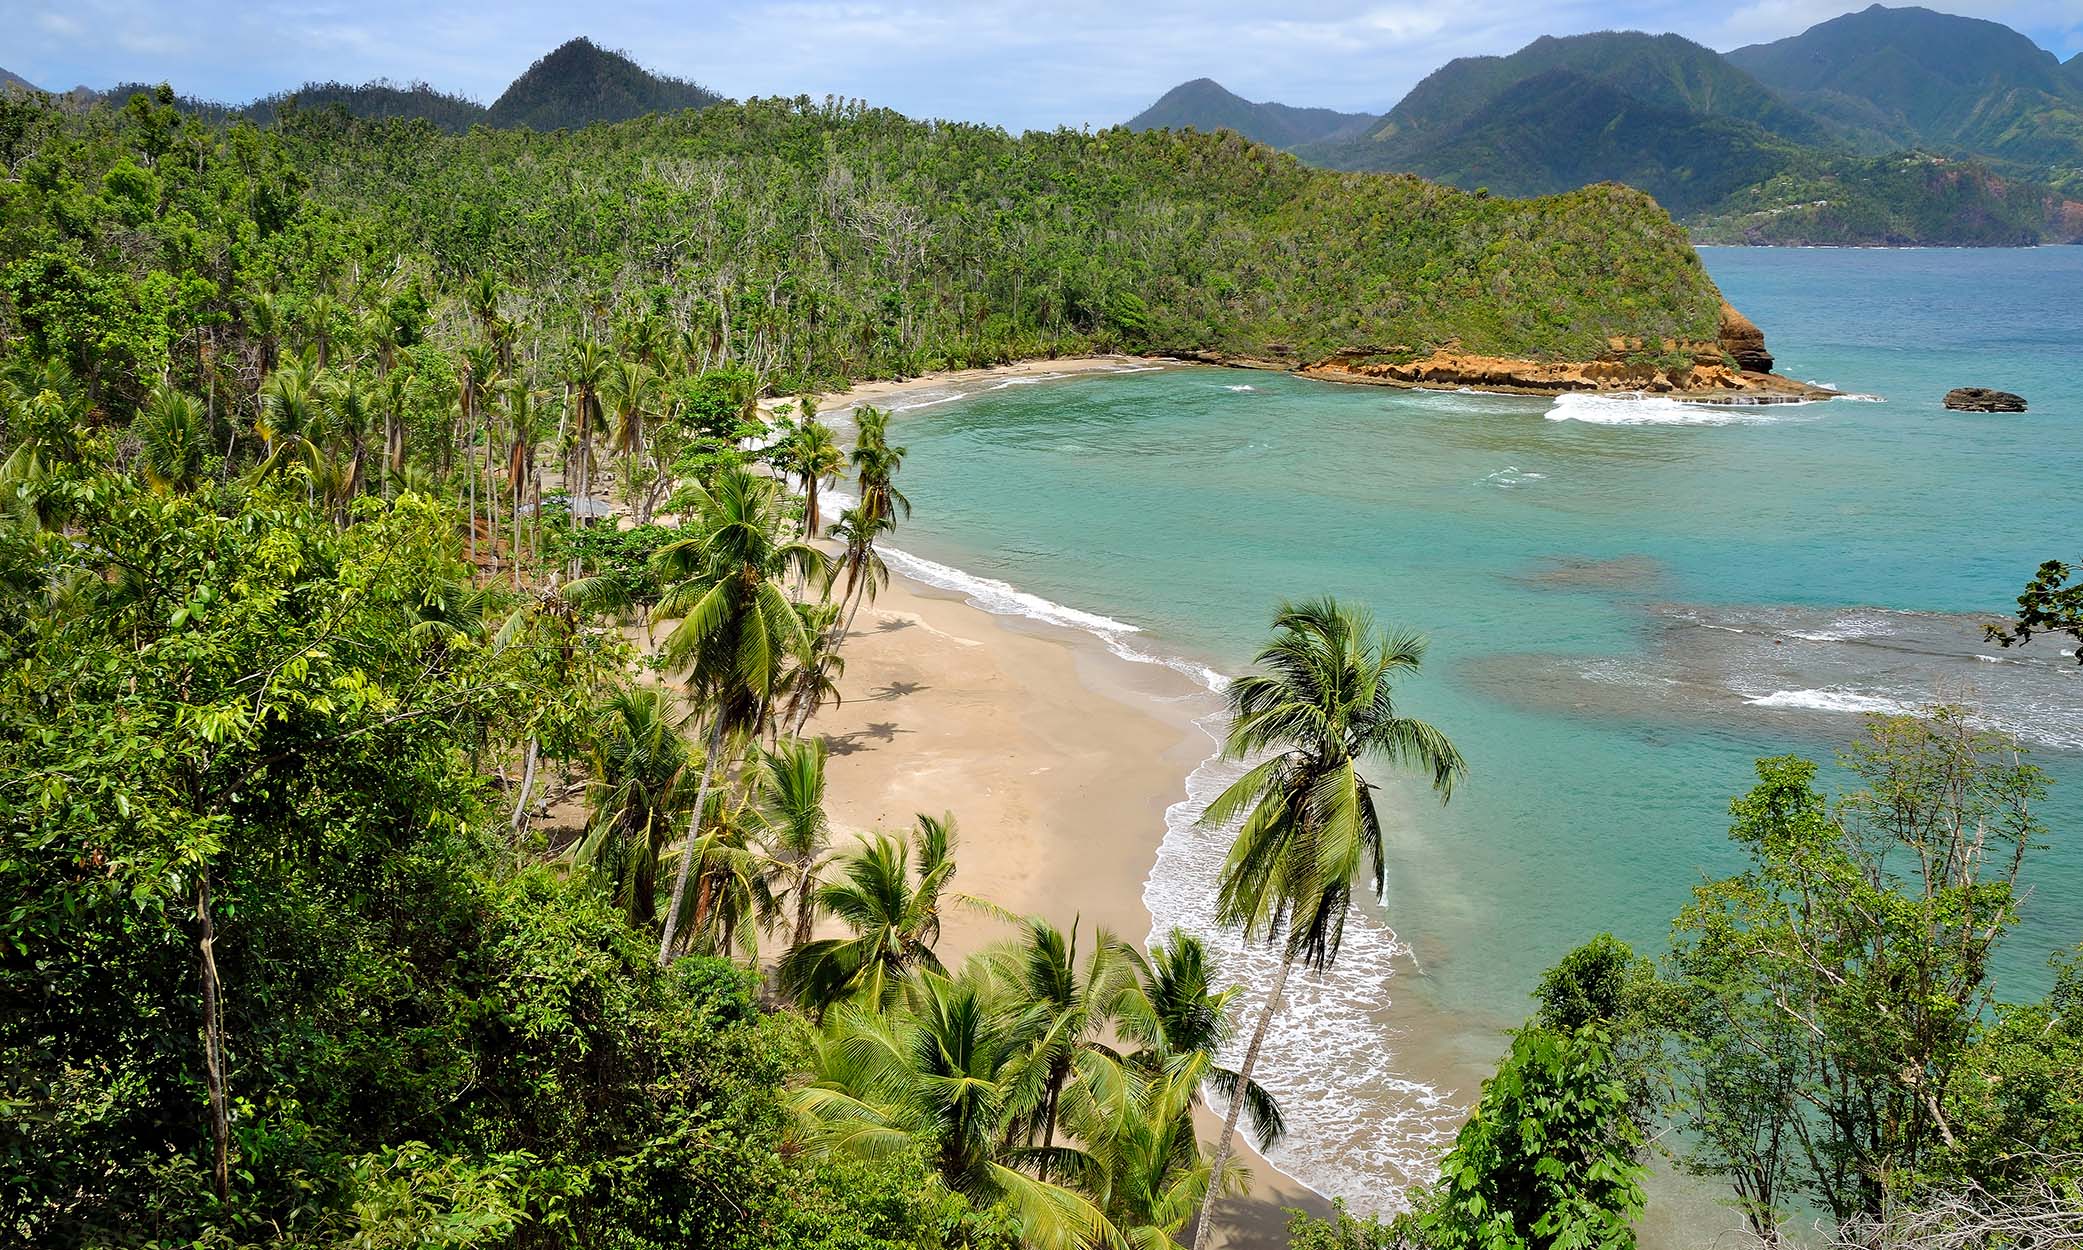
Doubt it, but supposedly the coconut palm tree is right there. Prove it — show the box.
[573,686,693,928]
[650,466,830,965]
[849,405,910,526]
[1117,929,1285,1151]
[136,383,207,494]
[320,370,378,521]
[778,410,846,536]
[1073,1062,1231,1250]
[749,736,833,956]
[791,966,1118,1250]
[501,380,553,588]
[1189,596,1465,1250]
[254,355,326,493]
[671,786,771,962]
[602,356,654,480]
[782,598,849,738]
[563,340,612,519]
[776,813,959,1012]
[985,917,1137,1171]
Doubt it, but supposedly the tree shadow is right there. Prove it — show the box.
[820,721,912,756]
[866,680,926,702]
[875,617,915,633]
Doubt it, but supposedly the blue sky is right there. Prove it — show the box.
[5,0,2081,132]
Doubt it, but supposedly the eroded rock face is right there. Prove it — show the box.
[1717,299,1774,373]
[1943,387,2027,412]
[1294,348,1831,401]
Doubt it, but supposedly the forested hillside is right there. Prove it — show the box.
[1137,7,2083,244]
[1126,79,1376,149]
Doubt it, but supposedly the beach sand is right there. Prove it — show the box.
[808,568,1335,1247]
[798,357,1342,1245]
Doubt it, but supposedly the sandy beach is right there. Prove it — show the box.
[797,358,1339,1247]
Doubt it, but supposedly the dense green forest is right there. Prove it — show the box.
[2,85,2078,1250]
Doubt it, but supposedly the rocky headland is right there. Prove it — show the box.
[1163,298,1834,402]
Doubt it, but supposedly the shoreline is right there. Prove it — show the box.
[803,359,1477,1245]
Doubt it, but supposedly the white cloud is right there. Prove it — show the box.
[0,0,2075,127]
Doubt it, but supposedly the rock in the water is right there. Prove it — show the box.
[1943,387,2027,412]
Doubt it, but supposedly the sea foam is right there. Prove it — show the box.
[1543,392,1803,426]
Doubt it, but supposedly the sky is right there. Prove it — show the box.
[4,0,2081,132]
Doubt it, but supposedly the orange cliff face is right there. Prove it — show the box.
[1303,297,1825,400]
[1162,298,1832,401]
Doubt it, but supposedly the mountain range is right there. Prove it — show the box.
[6,38,719,134]
[1134,5,2083,245]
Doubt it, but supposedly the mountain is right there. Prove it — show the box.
[1126,78,1375,148]
[98,38,719,134]
[485,38,719,130]
[1727,5,2083,168]
[1366,31,1833,151]
[0,67,41,95]
[1298,32,1829,217]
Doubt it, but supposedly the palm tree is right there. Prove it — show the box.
[651,466,829,966]
[602,356,654,480]
[136,383,207,493]
[1189,596,1465,1250]
[1074,1063,1230,1250]
[749,736,833,955]
[563,340,612,521]
[574,687,693,928]
[791,967,1118,1250]
[849,405,910,527]
[777,813,958,1012]
[1118,929,1285,1151]
[782,598,849,738]
[501,380,553,588]
[320,370,378,521]
[777,409,846,536]
[254,355,326,492]
[671,786,771,962]
[986,917,1136,1171]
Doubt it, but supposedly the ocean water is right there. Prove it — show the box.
[859,247,2083,1213]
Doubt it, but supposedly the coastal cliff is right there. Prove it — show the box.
[1165,295,1830,400]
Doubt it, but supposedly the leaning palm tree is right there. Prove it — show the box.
[651,466,830,966]
[749,736,833,956]
[776,813,959,1013]
[670,786,772,963]
[136,383,208,493]
[1189,597,1466,1250]
[791,966,1119,1250]
[573,686,693,928]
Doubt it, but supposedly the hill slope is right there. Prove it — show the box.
[1727,5,2083,168]
[237,81,488,133]
[0,67,40,95]
[1126,78,1375,148]
[486,38,719,130]
[1298,32,1828,217]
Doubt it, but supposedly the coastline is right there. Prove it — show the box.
[808,551,1337,1248]
[804,357,1358,1245]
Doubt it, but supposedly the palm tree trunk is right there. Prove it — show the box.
[196,874,231,1203]
[658,715,728,966]
[1192,951,1293,1250]
[509,736,538,838]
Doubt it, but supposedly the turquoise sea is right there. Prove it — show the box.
[849,246,2083,1211]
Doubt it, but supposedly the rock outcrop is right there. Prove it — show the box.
[1717,299,1774,373]
[1943,387,2027,412]
[1291,345,1830,402]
